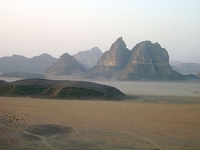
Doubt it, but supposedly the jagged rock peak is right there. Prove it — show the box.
[97,37,130,68]
[109,37,127,51]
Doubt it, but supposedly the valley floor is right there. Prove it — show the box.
[0,95,200,150]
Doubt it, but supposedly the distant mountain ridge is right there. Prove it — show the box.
[73,47,103,68]
[0,53,57,73]
[88,37,184,80]
[171,62,200,75]
[0,38,193,81]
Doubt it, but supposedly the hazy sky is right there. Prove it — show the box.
[1,0,200,62]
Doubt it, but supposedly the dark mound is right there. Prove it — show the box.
[0,78,125,100]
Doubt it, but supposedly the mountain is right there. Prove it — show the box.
[171,63,200,75]
[88,37,184,80]
[0,78,125,100]
[88,37,130,78]
[73,47,103,68]
[25,54,58,73]
[0,53,57,73]
[0,55,27,73]
[44,53,87,76]
[97,37,130,70]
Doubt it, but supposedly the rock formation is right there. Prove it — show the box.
[0,78,125,100]
[88,37,130,78]
[73,47,103,68]
[44,53,87,76]
[88,37,184,80]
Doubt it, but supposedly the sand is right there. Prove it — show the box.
[0,95,200,150]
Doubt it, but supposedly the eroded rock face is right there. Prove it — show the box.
[98,37,130,68]
[88,38,184,80]
[44,53,87,76]
[88,37,130,78]
[118,41,175,80]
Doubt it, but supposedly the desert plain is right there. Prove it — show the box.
[0,80,200,150]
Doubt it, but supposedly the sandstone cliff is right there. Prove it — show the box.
[98,37,130,68]
[88,37,130,78]
[88,38,184,80]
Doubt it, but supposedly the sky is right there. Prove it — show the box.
[0,0,200,62]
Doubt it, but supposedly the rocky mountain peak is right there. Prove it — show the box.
[109,37,126,52]
[44,53,87,76]
[130,41,169,64]
[97,37,130,68]
[88,38,184,80]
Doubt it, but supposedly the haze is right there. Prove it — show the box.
[1,0,200,62]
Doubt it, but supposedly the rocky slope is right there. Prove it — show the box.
[0,54,57,73]
[73,47,103,68]
[88,37,184,80]
[44,53,87,76]
[0,78,125,100]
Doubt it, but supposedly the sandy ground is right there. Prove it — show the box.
[0,95,200,150]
